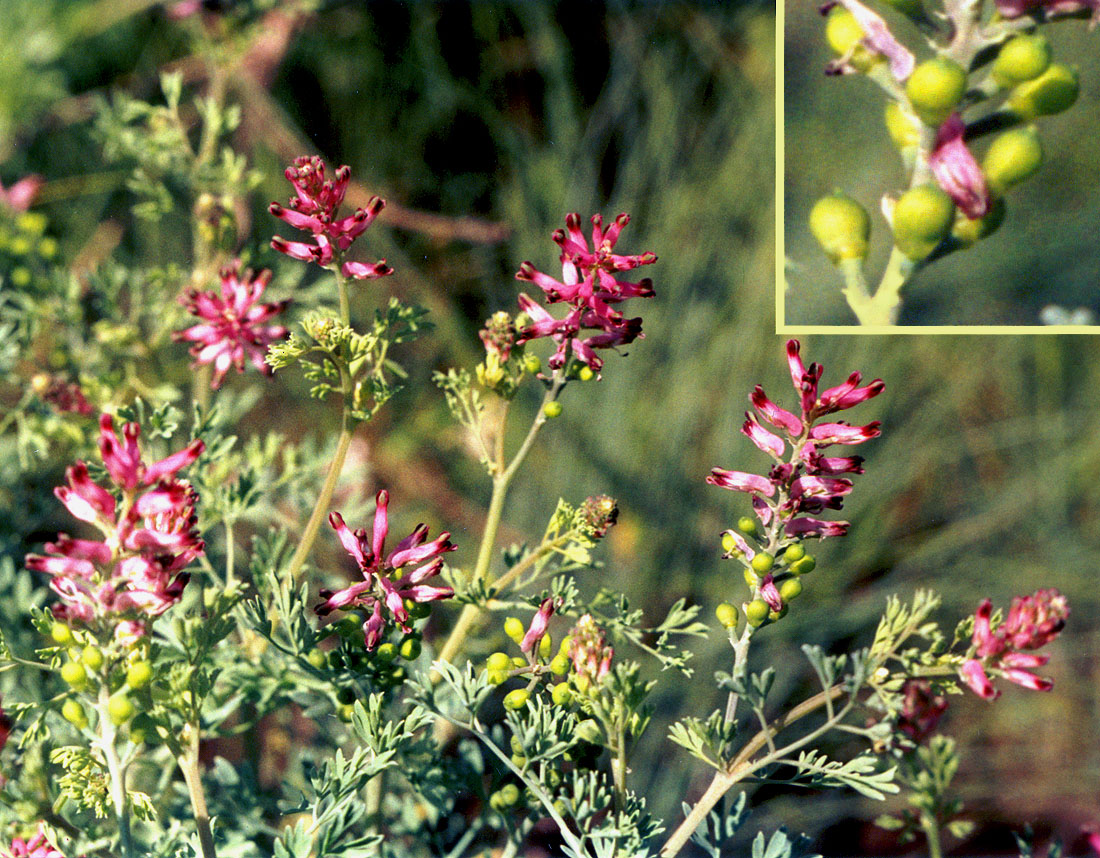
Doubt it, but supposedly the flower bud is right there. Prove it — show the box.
[952,197,1006,246]
[543,401,563,419]
[992,34,1051,89]
[783,543,806,563]
[50,622,74,646]
[487,651,512,673]
[503,688,530,711]
[750,552,774,574]
[307,648,327,670]
[715,602,738,629]
[551,682,573,706]
[745,599,770,627]
[1006,63,1079,119]
[809,193,871,263]
[791,554,817,575]
[906,57,968,126]
[779,577,804,601]
[982,127,1043,195]
[892,184,956,260]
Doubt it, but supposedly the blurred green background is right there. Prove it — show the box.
[784,0,1100,326]
[2,0,1099,854]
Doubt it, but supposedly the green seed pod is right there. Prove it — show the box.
[523,353,541,375]
[892,184,956,260]
[336,687,356,705]
[126,661,153,689]
[1006,63,1079,119]
[750,552,774,574]
[499,784,521,806]
[60,661,88,689]
[543,401,563,419]
[487,651,513,673]
[550,654,570,676]
[375,642,398,664]
[489,790,506,812]
[107,693,135,726]
[715,602,738,629]
[510,735,525,755]
[510,753,527,768]
[721,531,738,553]
[905,57,968,126]
[809,193,871,263]
[558,635,574,655]
[825,6,863,56]
[783,543,806,563]
[80,646,105,672]
[737,516,758,536]
[129,714,155,745]
[992,34,1051,89]
[306,648,327,670]
[62,698,88,728]
[50,623,74,646]
[791,554,817,575]
[551,682,574,706]
[503,688,530,711]
[982,127,1043,195]
[768,605,790,622]
[743,567,762,589]
[779,577,804,602]
[398,638,422,661]
[539,633,553,659]
[578,366,595,382]
[952,197,1007,246]
[511,656,527,668]
[504,617,525,643]
[745,599,770,628]
[487,669,510,686]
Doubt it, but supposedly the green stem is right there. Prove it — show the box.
[97,687,134,858]
[178,726,218,858]
[920,813,944,858]
[365,773,383,852]
[333,264,351,327]
[224,518,236,588]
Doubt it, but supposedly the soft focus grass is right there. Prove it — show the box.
[3,0,1099,851]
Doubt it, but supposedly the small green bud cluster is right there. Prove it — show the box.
[720,528,817,629]
[320,613,423,691]
[0,208,57,293]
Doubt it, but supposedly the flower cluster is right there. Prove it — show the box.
[174,264,290,389]
[580,494,619,539]
[31,374,93,416]
[270,156,393,281]
[25,415,204,637]
[569,613,613,693]
[895,679,948,744]
[959,588,1069,700]
[1,825,65,858]
[515,212,656,374]
[318,490,456,649]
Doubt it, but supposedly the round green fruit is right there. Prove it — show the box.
[578,366,595,382]
[487,651,513,673]
[306,648,327,670]
[398,638,421,661]
[50,623,74,646]
[982,127,1043,195]
[375,642,398,664]
[550,654,570,676]
[783,543,806,563]
[952,197,1007,246]
[1006,62,1079,119]
[791,555,817,575]
[60,661,88,689]
[62,698,88,727]
[107,693,135,726]
[737,516,758,536]
[715,602,738,629]
[750,552,774,574]
[992,34,1051,89]
[80,646,104,672]
[503,689,530,711]
[906,57,968,125]
[745,599,770,628]
[543,401,563,419]
[126,661,153,689]
[551,682,574,706]
[825,7,863,55]
[809,193,871,263]
[504,617,525,643]
[779,577,804,602]
[892,184,956,260]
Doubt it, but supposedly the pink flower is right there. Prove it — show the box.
[520,597,560,654]
[995,0,1100,22]
[25,415,203,633]
[0,175,42,212]
[174,265,290,389]
[317,491,455,649]
[0,697,10,755]
[270,156,393,281]
[34,377,93,416]
[514,213,656,374]
[896,679,948,743]
[959,590,1068,700]
[929,114,991,220]
[707,469,776,496]
[3,824,65,857]
[569,614,613,687]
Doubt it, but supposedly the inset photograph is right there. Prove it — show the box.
[783,0,1100,327]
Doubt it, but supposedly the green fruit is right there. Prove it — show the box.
[558,635,573,655]
[892,184,956,260]
[337,687,356,705]
[523,353,541,374]
[499,783,521,806]
[551,683,573,706]
[398,638,421,661]
[504,617,525,643]
[750,552,774,574]
[721,531,738,553]
[129,714,155,745]
[982,127,1043,195]
[306,648,327,669]
[791,555,817,575]
[539,633,553,659]
[743,567,762,589]
[809,193,871,263]
[50,623,74,646]
[126,661,153,689]
[487,669,510,686]
[107,693,135,726]
[578,366,595,382]
[550,654,570,676]
[992,34,1051,89]
[80,646,104,671]
[338,703,355,721]
[779,578,804,602]
[825,7,863,55]
[906,57,968,125]
[768,605,790,622]
[737,516,758,536]
[487,651,513,672]
[885,102,921,151]
[60,661,88,688]
[489,791,507,812]
[375,642,397,664]
[62,698,88,727]
[715,602,738,629]
[503,688,530,711]
[510,735,525,755]
[1006,63,1078,119]
[543,401,563,419]
[512,656,527,668]
[783,543,806,563]
[745,600,770,627]
[952,197,1007,245]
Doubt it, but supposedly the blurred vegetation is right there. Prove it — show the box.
[784,0,1100,325]
[1,0,1098,854]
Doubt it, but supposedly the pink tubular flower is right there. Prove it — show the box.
[2,824,65,858]
[270,156,393,281]
[317,491,455,650]
[514,212,656,374]
[174,265,290,389]
[569,614,613,689]
[959,589,1068,700]
[520,597,560,654]
[25,415,204,633]
[0,175,42,212]
[823,0,916,81]
[33,376,93,416]
[929,114,991,220]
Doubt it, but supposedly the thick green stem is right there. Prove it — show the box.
[224,518,236,587]
[178,726,217,858]
[285,420,354,581]
[97,688,134,858]
[921,813,944,858]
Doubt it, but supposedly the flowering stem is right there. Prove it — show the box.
[224,517,236,588]
[722,625,754,722]
[178,727,218,858]
[96,687,134,858]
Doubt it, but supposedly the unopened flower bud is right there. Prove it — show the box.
[906,57,968,126]
[504,617,525,644]
[791,554,817,575]
[581,494,619,538]
[982,127,1043,195]
[1006,63,1079,119]
[884,101,921,151]
[750,552,774,574]
[810,193,871,263]
[543,401,563,419]
[892,184,956,260]
[992,34,1051,89]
